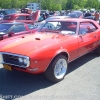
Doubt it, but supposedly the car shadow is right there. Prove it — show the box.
[0,68,54,100]
[0,53,98,100]
[67,53,98,74]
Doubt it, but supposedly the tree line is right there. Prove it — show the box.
[0,0,100,11]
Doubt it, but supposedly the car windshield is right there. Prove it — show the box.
[0,24,13,32]
[39,21,77,35]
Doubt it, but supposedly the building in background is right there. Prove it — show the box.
[27,3,41,11]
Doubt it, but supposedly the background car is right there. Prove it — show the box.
[0,10,40,24]
[0,22,37,40]
[0,9,16,15]
[67,11,84,18]
[84,15,95,20]
[34,16,70,28]
[0,13,4,20]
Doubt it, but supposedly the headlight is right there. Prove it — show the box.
[23,59,28,65]
[0,52,30,68]
[18,57,23,63]
[18,56,30,68]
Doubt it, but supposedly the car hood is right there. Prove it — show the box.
[0,32,69,55]
[32,10,40,22]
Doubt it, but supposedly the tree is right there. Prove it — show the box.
[73,5,80,10]
[53,4,62,11]
[0,0,99,11]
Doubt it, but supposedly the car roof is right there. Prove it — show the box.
[47,18,95,23]
[5,13,30,16]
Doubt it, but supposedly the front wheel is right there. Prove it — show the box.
[44,55,68,82]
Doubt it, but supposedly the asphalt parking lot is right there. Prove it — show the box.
[0,53,100,100]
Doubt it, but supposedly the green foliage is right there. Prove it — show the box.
[0,0,100,10]
[73,5,80,10]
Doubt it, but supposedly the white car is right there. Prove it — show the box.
[34,16,70,28]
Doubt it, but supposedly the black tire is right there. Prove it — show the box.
[44,55,68,82]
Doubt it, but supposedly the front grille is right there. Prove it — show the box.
[3,54,19,64]
[2,53,26,68]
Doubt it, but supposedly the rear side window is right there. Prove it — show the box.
[79,22,97,34]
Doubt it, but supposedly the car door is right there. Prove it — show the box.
[77,22,98,57]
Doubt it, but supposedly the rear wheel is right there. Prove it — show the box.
[44,55,68,82]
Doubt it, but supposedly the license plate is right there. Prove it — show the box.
[3,64,12,71]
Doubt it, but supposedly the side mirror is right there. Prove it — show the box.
[8,32,14,37]
[0,36,3,40]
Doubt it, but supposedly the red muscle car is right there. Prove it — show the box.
[0,10,40,24]
[0,22,37,40]
[0,18,100,82]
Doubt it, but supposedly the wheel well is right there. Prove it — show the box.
[45,52,68,71]
[52,52,68,63]
[56,52,68,59]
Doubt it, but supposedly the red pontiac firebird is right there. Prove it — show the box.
[0,18,100,82]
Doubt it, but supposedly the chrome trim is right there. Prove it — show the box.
[0,53,3,63]
[0,52,30,68]
[68,49,95,63]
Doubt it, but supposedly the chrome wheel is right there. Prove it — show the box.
[44,55,68,82]
[54,58,67,79]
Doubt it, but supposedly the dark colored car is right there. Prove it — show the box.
[0,9,16,15]
[67,11,83,18]
[0,22,37,40]
[84,16,95,20]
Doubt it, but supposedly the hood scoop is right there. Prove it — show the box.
[35,37,41,40]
